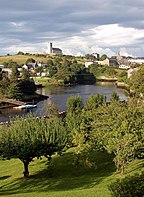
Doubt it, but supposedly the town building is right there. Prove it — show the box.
[50,43,62,55]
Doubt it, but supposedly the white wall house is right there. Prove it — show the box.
[85,61,94,68]
[128,58,144,64]
[119,64,130,69]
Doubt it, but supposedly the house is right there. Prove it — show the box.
[109,59,119,67]
[119,64,130,69]
[1,68,12,77]
[85,61,94,68]
[96,58,110,66]
[128,58,144,64]
[92,53,100,60]
[23,62,38,71]
[0,65,4,68]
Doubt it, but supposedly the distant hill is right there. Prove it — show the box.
[0,54,85,65]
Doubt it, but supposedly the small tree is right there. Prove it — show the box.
[85,94,106,110]
[0,114,68,177]
[66,95,83,114]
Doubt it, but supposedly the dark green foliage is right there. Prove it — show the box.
[26,58,35,64]
[66,95,83,113]
[0,115,68,177]
[108,172,144,197]
[18,79,36,94]
[89,64,117,78]
[21,68,30,80]
[8,82,23,99]
[9,65,20,83]
[90,100,144,174]
[99,54,107,61]
[3,60,19,68]
[85,94,106,110]
[17,51,24,55]
[129,66,144,95]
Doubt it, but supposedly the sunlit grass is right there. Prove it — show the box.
[0,149,143,197]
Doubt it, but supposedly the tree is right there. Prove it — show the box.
[0,114,68,177]
[91,101,144,174]
[17,51,24,55]
[21,68,30,80]
[100,54,107,61]
[26,58,35,64]
[129,66,144,96]
[10,65,20,83]
[66,95,83,114]
[85,94,106,110]
[18,79,36,95]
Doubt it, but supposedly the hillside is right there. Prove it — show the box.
[0,149,143,197]
[0,54,85,65]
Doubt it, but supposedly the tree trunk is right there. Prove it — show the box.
[23,161,29,177]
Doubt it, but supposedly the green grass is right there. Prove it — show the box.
[0,55,48,65]
[0,149,143,197]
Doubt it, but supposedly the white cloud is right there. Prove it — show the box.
[50,24,144,57]
[0,0,144,57]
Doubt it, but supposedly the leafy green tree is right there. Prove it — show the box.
[66,95,83,114]
[3,60,19,68]
[8,82,23,99]
[85,94,106,110]
[129,66,144,95]
[0,74,10,96]
[26,58,35,64]
[21,68,30,80]
[17,51,24,55]
[10,65,20,83]
[0,115,68,177]
[100,54,107,61]
[91,101,144,174]
[108,172,144,197]
[18,79,36,95]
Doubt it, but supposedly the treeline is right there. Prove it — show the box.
[0,66,36,99]
[46,57,96,85]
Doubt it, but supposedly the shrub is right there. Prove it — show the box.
[108,172,144,197]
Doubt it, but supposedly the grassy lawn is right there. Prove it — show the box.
[0,149,143,197]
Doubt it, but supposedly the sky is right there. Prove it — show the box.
[0,0,144,57]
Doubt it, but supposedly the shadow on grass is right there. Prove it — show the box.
[0,151,116,196]
[0,176,11,181]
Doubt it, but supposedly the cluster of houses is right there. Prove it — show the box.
[84,52,144,78]
[0,44,144,80]
[0,61,49,78]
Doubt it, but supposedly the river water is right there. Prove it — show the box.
[0,83,128,123]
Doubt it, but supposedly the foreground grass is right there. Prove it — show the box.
[0,149,143,197]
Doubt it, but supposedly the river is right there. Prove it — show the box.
[0,83,128,123]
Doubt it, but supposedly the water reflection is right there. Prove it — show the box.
[0,83,128,122]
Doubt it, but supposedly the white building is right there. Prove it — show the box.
[128,58,144,64]
[85,61,94,68]
[119,64,130,69]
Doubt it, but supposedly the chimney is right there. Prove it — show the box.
[50,43,52,54]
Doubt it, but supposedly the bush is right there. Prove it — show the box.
[108,172,144,197]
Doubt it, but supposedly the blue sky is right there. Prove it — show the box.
[0,0,144,57]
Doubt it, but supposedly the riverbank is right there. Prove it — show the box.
[97,76,118,82]
[19,93,49,104]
